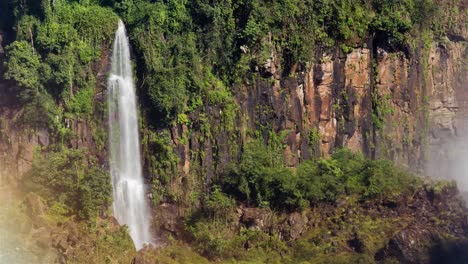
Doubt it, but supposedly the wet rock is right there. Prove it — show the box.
[108,216,120,227]
[132,245,157,264]
[376,226,431,263]
[282,212,308,241]
[62,221,79,247]
[153,203,183,239]
[0,32,4,55]
[429,238,468,264]
[382,199,398,209]
[240,208,272,231]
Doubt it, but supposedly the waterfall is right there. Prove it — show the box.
[108,20,153,250]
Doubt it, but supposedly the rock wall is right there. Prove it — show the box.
[0,31,36,185]
[0,32,110,187]
[159,38,466,191]
[0,3,466,201]
[425,32,468,193]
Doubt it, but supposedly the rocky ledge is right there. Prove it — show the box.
[149,180,468,263]
[5,179,466,263]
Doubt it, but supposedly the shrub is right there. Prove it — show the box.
[297,158,346,203]
[362,159,416,198]
[203,185,235,220]
[25,148,111,221]
[4,1,119,132]
[4,40,42,89]
[65,85,94,117]
[221,138,308,209]
[186,216,287,261]
[221,138,286,206]
[36,22,79,53]
[186,220,239,259]
[21,91,60,129]
[222,145,418,210]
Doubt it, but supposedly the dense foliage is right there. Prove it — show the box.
[0,0,463,263]
[3,1,118,137]
[1,0,446,128]
[105,0,440,124]
[184,146,431,262]
[222,144,418,210]
[25,148,111,222]
[1,0,454,223]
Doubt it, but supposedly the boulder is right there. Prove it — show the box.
[240,208,272,231]
[281,212,308,241]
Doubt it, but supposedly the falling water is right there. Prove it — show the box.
[108,20,153,250]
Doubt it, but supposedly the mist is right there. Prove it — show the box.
[426,115,468,200]
[0,185,56,263]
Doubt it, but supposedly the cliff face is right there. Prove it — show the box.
[0,6,466,198]
[152,35,467,200]
[0,1,467,263]
[0,31,110,187]
[425,28,468,187]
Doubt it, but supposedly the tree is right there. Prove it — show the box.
[4,40,42,90]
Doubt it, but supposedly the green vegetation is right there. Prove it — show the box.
[0,0,463,263]
[186,186,287,262]
[289,206,408,264]
[222,143,418,210]
[66,222,136,264]
[25,148,111,222]
[122,239,211,264]
[2,0,439,126]
[1,0,455,163]
[4,40,42,89]
[2,5,120,226]
[4,1,118,132]
[2,0,454,131]
[187,220,287,262]
[142,129,180,203]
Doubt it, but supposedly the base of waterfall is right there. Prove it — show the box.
[112,178,154,250]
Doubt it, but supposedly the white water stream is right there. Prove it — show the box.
[108,20,153,250]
